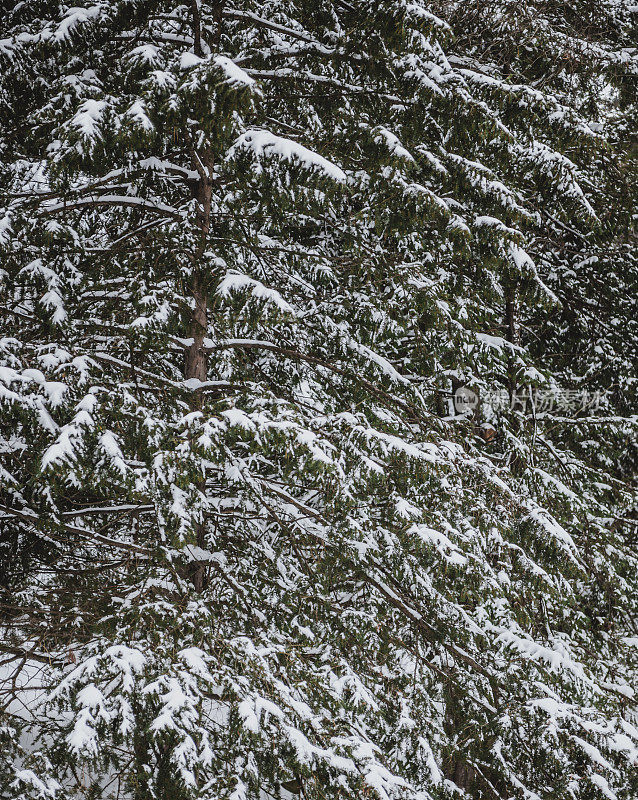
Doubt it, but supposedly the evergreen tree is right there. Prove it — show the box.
[1,2,636,800]
[439,0,638,477]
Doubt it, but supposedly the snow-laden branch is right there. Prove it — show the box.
[222,9,316,44]
[0,503,151,555]
[40,195,186,219]
[228,130,347,183]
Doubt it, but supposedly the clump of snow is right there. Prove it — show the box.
[229,130,346,182]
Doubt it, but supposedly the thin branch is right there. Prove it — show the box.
[40,195,185,220]
[0,503,152,556]
[222,9,315,44]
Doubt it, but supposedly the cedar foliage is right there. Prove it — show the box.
[0,2,636,799]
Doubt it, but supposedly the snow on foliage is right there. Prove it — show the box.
[0,1,636,800]
[229,130,347,183]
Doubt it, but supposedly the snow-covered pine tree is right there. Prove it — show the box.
[436,0,638,696]
[0,2,636,799]
[438,0,638,481]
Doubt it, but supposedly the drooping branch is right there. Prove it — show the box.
[0,503,152,556]
[40,195,185,220]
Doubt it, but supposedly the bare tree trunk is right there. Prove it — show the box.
[184,149,213,591]
[190,0,203,57]
[442,674,479,795]
[183,2,226,592]
[504,279,519,408]
[504,279,528,475]
[184,0,215,583]
[184,272,208,405]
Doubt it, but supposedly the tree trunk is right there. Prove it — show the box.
[504,280,518,407]
[184,131,214,590]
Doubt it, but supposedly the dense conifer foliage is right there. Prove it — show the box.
[0,2,636,799]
